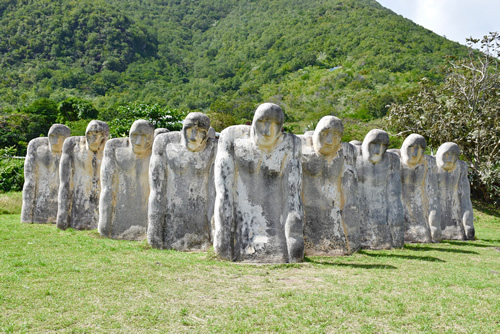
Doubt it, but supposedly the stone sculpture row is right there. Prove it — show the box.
[21,103,474,263]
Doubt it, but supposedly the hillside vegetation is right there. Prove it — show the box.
[0,0,467,131]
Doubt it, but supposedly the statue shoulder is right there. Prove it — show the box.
[153,132,181,153]
[27,137,49,152]
[105,138,129,150]
[219,125,250,147]
[385,151,402,169]
[457,160,469,173]
[62,136,83,153]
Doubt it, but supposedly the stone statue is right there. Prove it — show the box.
[148,113,217,251]
[300,116,360,256]
[154,128,170,137]
[56,121,110,230]
[357,129,404,249]
[349,140,362,156]
[349,140,362,146]
[386,148,401,156]
[98,120,154,240]
[400,134,441,243]
[21,124,71,224]
[213,103,304,263]
[435,142,474,240]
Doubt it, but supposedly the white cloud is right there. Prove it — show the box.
[377,0,500,44]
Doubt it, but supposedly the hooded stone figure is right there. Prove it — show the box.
[213,103,304,263]
[57,120,110,230]
[300,116,360,255]
[399,134,441,243]
[148,112,218,251]
[435,142,474,240]
[356,129,404,249]
[98,120,154,241]
[21,124,71,224]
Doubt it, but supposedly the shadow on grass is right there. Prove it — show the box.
[358,250,445,262]
[304,258,397,270]
[441,240,500,248]
[404,244,478,254]
[479,238,500,243]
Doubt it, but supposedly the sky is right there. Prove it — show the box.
[376,0,500,45]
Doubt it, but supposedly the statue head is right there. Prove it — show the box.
[251,103,284,151]
[48,124,71,153]
[362,129,389,164]
[313,116,343,157]
[182,112,211,152]
[129,120,154,156]
[436,142,460,171]
[401,134,426,168]
[85,120,110,152]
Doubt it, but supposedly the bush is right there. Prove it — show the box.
[0,147,24,193]
[108,103,186,137]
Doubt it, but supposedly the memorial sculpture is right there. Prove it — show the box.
[154,128,170,137]
[21,124,71,224]
[400,134,441,243]
[57,121,110,230]
[357,129,404,249]
[300,116,360,255]
[435,142,474,240]
[213,103,304,263]
[148,113,217,251]
[98,120,154,240]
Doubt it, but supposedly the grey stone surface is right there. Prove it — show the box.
[400,134,441,243]
[349,140,362,146]
[57,121,110,230]
[386,148,401,156]
[21,124,71,224]
[435,142,474,240]
[148,113,217,251]
[208,127,216,139]
[300,116,360,256]
[357,129,404,249]
[98,120,154,240]
[341,141,361,252]
[213,103,304,263]
[154,128,170,137]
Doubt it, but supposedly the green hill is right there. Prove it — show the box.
[0,0,467,130]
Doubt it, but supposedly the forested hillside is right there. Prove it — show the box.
[0,0,467,134]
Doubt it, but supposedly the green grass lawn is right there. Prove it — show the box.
[1,192,499,333]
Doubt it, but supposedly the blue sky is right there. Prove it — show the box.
[376,0,500,45]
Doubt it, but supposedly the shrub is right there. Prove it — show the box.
[0,147,24,193]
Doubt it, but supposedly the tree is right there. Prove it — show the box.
[388,33,500,204]
[108,103,186,138]
[57,97,99,122]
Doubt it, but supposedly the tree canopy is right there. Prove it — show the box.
[388,33,500,204]
[0,0,467,131]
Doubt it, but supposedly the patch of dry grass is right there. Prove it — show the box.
[0,191,22,214]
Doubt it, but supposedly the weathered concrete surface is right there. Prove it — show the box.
[435,142,474,240]
[57,121,110,230]
[148,113,217,251]
[213,103,304,263]
[357,129,404,249]
[98,120,154,240]
[399,134,441,243]
[154,128,170,137]
[341,141,361,252]
[21,124,71,224]
[300,116,360,256]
